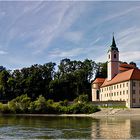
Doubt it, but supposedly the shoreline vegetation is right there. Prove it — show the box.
[0,94,100,115]
[0,59,107,116]
[0,94,140,117]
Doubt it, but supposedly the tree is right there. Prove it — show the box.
[0,59,99,103]
[0,70,11,100]
[129,61,137,68]
[49,59,97,101]
[95,62,107,78]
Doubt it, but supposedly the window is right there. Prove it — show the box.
[133,98,136,103]
[126,83,128,87]
[120,84,121,88]
[133,90,136,94]
[96,90,99,99]
[123,91,125,95]
[133,82,136,87]
[117,85,118,89]
[114,92,116,96]
[123,83,125,87]
[127,90,128,94]
[114,54,116,58]
[120,91,122,95]
[109,55,110,59]
[114,85,116,89]
[117,92,118,96]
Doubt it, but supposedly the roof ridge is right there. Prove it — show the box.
[128,68,135,79]
[130,68,140,79]
[101,68,137,87]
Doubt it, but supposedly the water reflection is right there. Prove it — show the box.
[92,116,140,139]
[91,117,132,139]
[0,115,139,139]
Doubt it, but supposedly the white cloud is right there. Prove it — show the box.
[0,1,140,70]
[117,27,140,63]
[120,51,140,62]
[64,31,83,44]
[48,48,84,58]
[89,37,101,46]
[0,50,8,55]
[20,2,87,54]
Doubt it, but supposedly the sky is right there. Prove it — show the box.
[0,1,140,70]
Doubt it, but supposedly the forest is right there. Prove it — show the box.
[0,58,107,102]
[0,58,107,114]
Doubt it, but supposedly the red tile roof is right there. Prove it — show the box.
[119,63,135,72]
[119,63,135,68]
[92,78,105,84]
[101,68,140,87]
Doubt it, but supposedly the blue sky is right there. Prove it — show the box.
[0,1,140,69]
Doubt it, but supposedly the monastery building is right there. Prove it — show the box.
[92,36,140,108]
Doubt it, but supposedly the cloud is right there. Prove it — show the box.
[0,1,140,70]
[116,27,140,64]
[48,48,84,58]
[64,31,83,44]
[120,51,140,62]
[0,50,8,55]
[13,2,87,54]
[118,27,140,49]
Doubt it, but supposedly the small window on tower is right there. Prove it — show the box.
[114,54,116,58]
[109,55,110,59]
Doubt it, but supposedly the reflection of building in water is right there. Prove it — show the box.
[130,118,140,138]
[91,117,131,139]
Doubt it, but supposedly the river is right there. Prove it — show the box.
[0,115,139,139]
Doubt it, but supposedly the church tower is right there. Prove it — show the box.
[107,35,119,81]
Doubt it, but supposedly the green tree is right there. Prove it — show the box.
[95,62,107,78]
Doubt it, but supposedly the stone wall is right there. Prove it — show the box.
[91,101,126,107]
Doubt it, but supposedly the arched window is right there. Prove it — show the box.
[109,55,110,59]
[114,54,116,58]
[96,90,99,100]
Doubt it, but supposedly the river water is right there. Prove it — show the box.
[0,115,139,139]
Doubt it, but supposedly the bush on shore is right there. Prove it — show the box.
[0,94,100,114]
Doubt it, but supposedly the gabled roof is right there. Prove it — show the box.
[101,68,140,87]
[119,63,135,72]
[92,78,105,84]
[119,63,135,68]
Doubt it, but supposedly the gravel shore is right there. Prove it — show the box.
[2,108,140,117]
